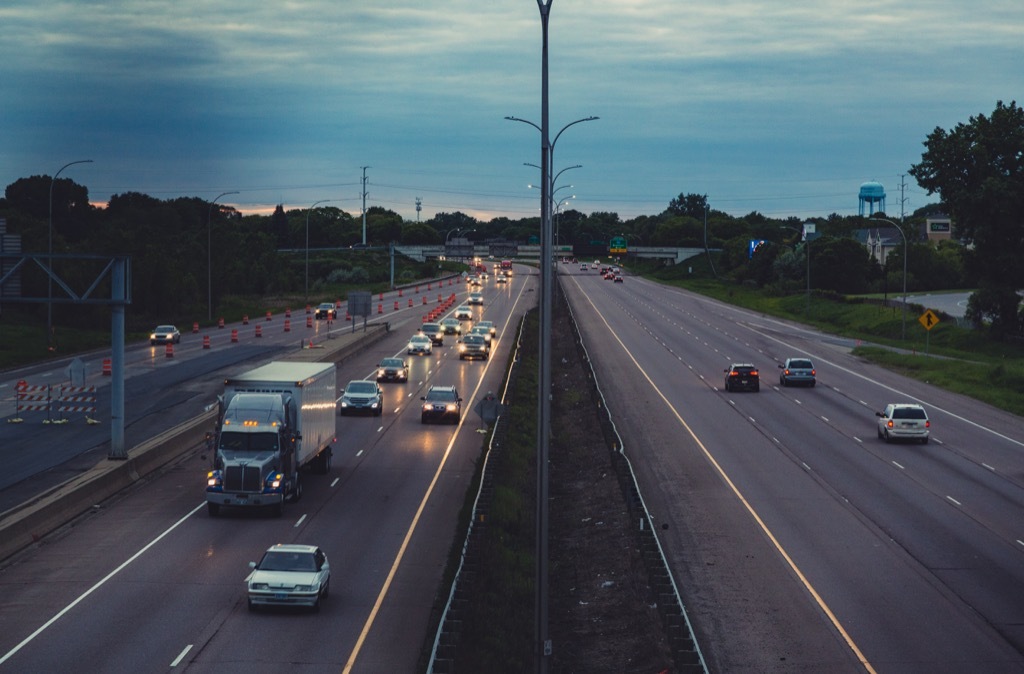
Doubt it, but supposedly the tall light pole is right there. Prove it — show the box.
[870,217,909,339]
[48,159,93,349]
[306,199,335,303]
[207,191,238,322]
[507,14,599,668]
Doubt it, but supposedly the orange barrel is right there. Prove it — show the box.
[284,319,291,332]
[231,329,239,343]
[165,343,174,358]
[255,324,263,338]
[203,335,211,349]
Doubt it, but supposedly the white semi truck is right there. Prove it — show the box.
[206,361,336,517]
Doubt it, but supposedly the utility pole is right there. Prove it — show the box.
[415,197,422,222]
[898,173,909,222]
[360,166,370,245]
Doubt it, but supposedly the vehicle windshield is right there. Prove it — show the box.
[258,551,317,572]
[426,389,457,403]
[893,407,926,419]
[465,336,485,344]
[790,360,813,369]
[155,325,175,332]
[220,430,279,454]
[380,359,402,367]
[347,381,376,394]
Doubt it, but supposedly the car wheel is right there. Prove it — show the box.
[150,340,156,346]
[883,429,891,443]
[754,384,760,392]
[877,426,884,439]
[921,436,929,445]
[291,476,303,503]
[780,377,786,387]
[207,502,220,517]
[810,381,816,388]
[322,578,330,598]
[312,593,321,613]
[248,598,256,612]
[375,406,383,417]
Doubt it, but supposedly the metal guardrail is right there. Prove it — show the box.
[561,283,708,671]
[426,284,708,672]
[426,311,525,672]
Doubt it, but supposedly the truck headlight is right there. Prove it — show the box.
[206,470,223,490]
[265,472,284,491]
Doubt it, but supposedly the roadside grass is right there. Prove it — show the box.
[422,310,538,671]
[632,257,1024,417]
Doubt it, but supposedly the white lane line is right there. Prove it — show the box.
[0,502,206,665]
[331,478,340,487]
[170,644,193,667]
[947,496,962,507]
[294,514,307,527]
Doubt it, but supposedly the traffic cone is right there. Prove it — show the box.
[231,329,239,343]
[255,324,263,338]
[165,343,174,358]
[203,335,211,349]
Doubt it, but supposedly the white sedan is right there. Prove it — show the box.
[407,334,433,355]
[246,544,330,611]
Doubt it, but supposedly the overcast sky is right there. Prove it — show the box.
[3,1,1022,222]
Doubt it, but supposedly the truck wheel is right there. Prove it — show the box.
[207,503,220,517]
[289,476,303,503]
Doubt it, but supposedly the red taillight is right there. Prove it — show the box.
[887,420,894,429]
[810,370,816,375]
[784,369,791,375]
[750,370,758,377]
[925,421,930,428]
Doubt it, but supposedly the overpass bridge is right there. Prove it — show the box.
[393,244,705,265]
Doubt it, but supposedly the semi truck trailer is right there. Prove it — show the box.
[206,361,336,516]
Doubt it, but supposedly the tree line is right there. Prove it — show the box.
[3,101,1021,337]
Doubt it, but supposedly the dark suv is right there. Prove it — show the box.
[419,322,444,346]
[724,363,760,392]
[420,385,462,424]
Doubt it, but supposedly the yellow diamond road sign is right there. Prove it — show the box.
[919,309,940,331]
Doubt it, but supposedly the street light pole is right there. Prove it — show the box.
[870,217,909,339]
[207,191,238,322]
[507,18,597,667]
[306,199,335,303]
[48,159,93,349]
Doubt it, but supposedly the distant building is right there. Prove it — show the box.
[923,214,953,243]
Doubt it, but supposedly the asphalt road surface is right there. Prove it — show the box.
[0,269,535,672]
[560,266,1024,673]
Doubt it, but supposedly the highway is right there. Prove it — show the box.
[4,261,1022,672]
[0,269,536,672]
[560,265,1024,673]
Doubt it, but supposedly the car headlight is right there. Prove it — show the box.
[422,404,432,412]
[206,470,223,489]
[446,404,458,411]
[250,582,268,590]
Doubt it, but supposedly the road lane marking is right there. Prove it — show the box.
[170,644,192,667]
[568,277,878,674]
[342,270,533,672]
[294,514,307,527]
[0,502,206,666]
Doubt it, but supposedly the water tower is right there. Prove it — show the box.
[858,181,886,216]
